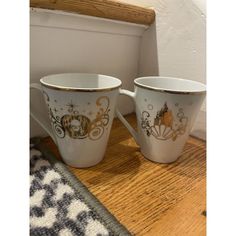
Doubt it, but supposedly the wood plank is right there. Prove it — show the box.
[30,0,155,25]
[42,113,206,235]
[147,179,206,235]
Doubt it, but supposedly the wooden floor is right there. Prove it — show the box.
[43,114,206,236]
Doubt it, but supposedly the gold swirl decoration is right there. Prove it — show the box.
[88,96,110,140]
[45,95,110,141]
[44,91,66,138]
[49,108,66,138]
[141,102,188,141]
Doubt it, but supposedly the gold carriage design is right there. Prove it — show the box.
[47,96,110,141]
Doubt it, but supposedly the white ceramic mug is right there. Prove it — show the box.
[116,76,206,163]
[30,73,121,168]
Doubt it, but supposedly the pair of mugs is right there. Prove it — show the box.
[31,73,206,168]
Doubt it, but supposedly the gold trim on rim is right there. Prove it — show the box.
[41,82,122,92]
[134,82,206,95]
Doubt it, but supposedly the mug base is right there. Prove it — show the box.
[140,149,180,164]
[63,158,103,168]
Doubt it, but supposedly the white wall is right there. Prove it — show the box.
[125,0,206,86]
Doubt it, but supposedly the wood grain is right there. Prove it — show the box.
[30,0,155,25]
[42,113,206,235]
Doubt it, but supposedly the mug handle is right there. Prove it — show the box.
[116,89,139,145]
[30,83,57,144]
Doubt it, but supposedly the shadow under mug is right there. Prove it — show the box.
[30,73,122,168]
[116,76,206,163]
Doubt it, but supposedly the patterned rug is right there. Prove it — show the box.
[30,138,131,236]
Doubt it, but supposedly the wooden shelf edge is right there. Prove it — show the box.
[30,0,155,25]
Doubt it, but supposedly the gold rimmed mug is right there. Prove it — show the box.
[116,76,206,163]
[30,73,121,168]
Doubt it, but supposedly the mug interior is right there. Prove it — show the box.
[40,73,122,91]
[134,76,206,93]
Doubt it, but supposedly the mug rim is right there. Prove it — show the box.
[134,76,206,95]
[40,73,122,92]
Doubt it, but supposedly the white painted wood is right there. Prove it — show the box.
[30,8,144,137]
[30,8,147,36]
[138,16,159,76]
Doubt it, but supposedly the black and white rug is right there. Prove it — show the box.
[30,138,131,236]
